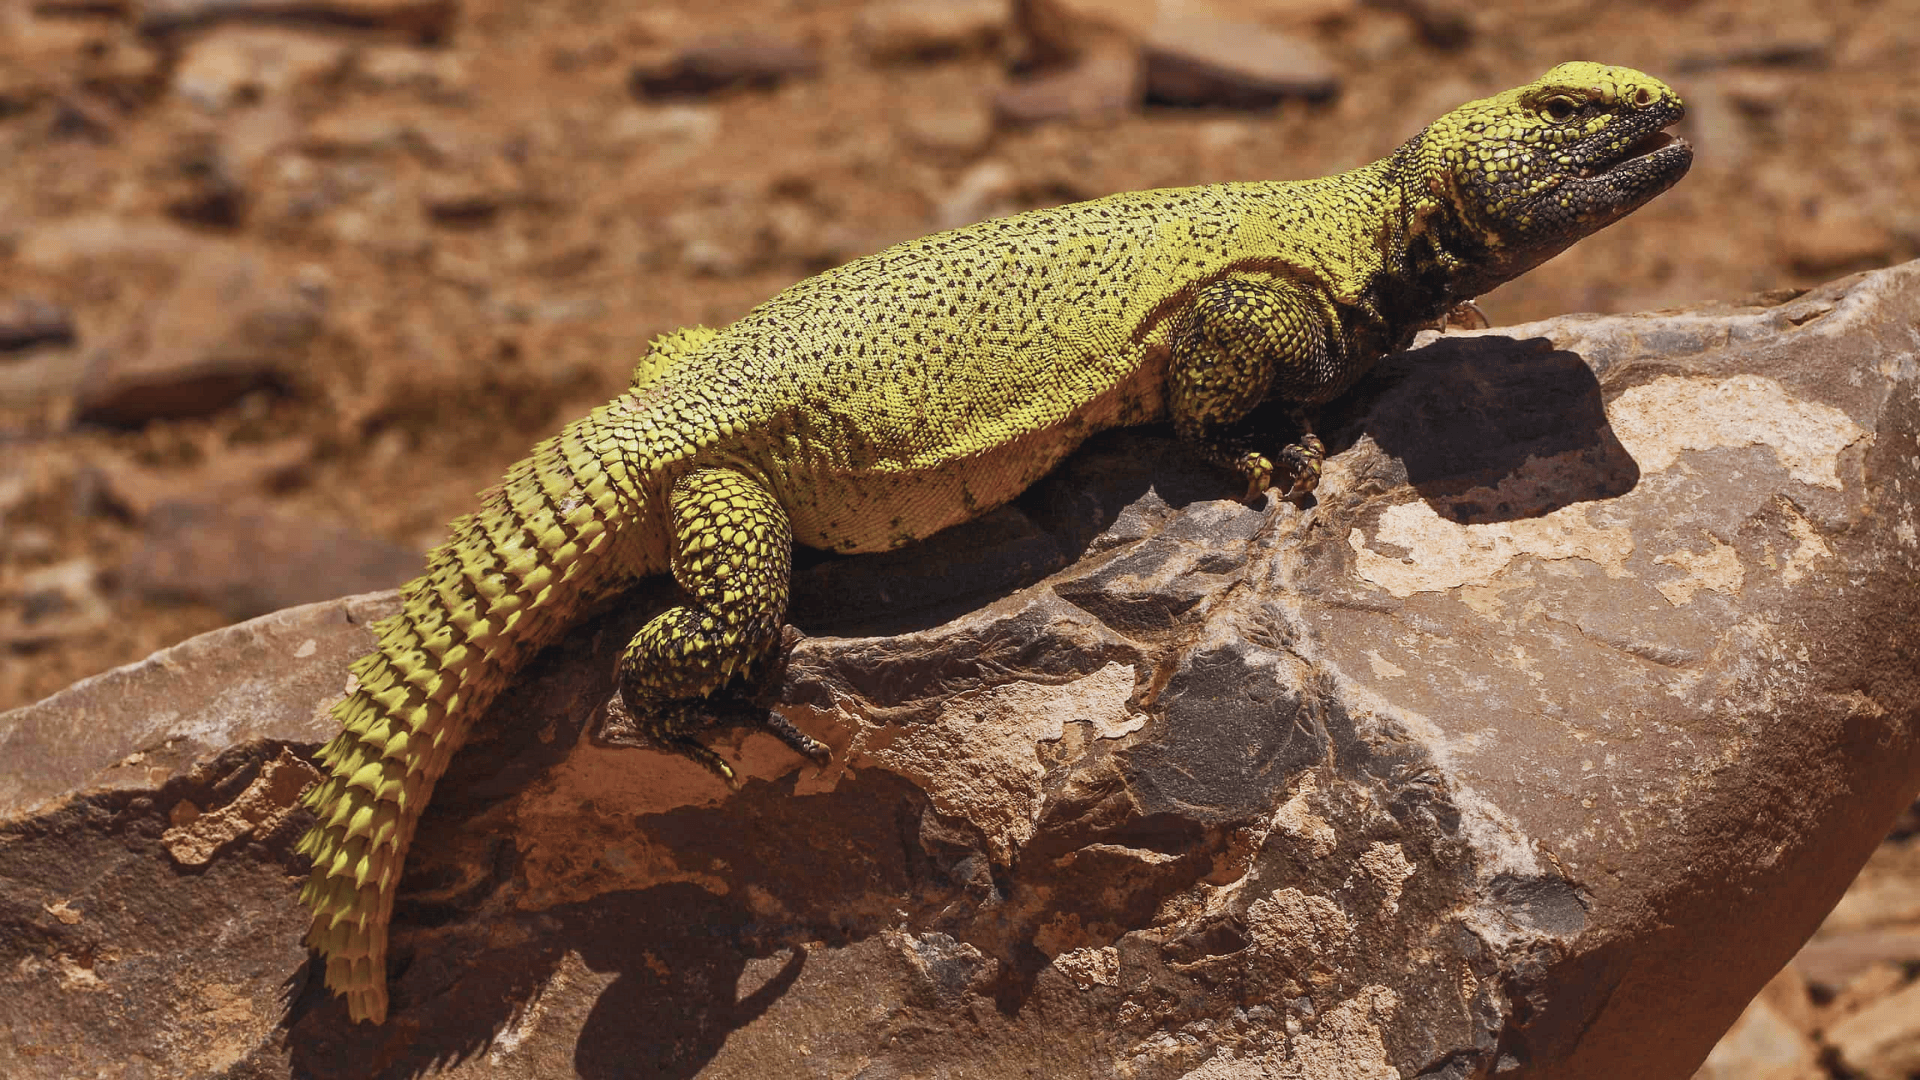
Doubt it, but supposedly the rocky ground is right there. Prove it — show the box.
[1695,800,1920,1080]
[1,0,1916,1073]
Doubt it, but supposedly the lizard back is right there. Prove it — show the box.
[674,173,1399,554]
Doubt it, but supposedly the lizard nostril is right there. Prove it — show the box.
[1634,87,1652,106]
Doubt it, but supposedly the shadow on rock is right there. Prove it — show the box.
[1338,333,1640,522]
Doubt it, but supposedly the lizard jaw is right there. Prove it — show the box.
[1578,126,1692,182]
[1570,102,1693,196]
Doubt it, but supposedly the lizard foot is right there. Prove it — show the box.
[1233,451,1276,502]
[1278,434,1326,499]
[1441,300,1490,331]
[665,732,744,791]
[701,693,831,767]
[1418,301,1490,334]
[764,710,832,766]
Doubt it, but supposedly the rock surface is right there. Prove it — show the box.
[2,263,1919,1078]
[68,245,327,428]
[1141,5,1339,107]
[123,500,425,622]
[629,35,822,100]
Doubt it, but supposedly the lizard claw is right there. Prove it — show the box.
[764,709,832,767]
[1235,451,1276,502]
[1278,435,1326,499]
[1419,301,1490,334]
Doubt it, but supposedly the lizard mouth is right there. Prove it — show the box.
[1580,118,1692,180]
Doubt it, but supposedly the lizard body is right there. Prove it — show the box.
[295,62,1692,1023]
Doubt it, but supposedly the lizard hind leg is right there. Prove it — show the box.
[615,467,824,785]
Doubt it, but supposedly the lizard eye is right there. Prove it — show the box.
[1541,95,1578,122]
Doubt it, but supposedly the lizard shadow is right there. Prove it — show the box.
[784,426,1234,641]
[1332,333,1641,521]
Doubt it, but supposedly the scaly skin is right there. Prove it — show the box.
[296,62,1692,1023]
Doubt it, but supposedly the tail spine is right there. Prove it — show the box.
[294,400,645,1023]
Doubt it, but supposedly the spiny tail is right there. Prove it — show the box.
[293,401,646,1024]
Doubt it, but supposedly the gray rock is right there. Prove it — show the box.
[2,261,1918,1078]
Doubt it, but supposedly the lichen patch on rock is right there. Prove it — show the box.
[1348,500,1634,598]
[1608,374,1868,489]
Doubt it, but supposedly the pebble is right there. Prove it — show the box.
[629,35,820,99]
[1142,8,1338,107]
[856,0,1009,62]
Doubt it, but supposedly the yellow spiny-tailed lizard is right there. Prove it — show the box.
[296,62,1693,1023]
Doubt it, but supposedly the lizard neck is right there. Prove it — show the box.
[1370,140,1498,346]
[1282,143,1486,363]
[1383,127,1602,315]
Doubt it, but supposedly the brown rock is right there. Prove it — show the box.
[158,132,248,228]
[1826,976,1920,1080]
[1016,0,1159,64]
[1004,0,1338,116]
[1142,4,1338,107]
[1794,929,1920,989]
[0,13,164,112]
[2,262,1919,1078]
[994,36,1141,122]
[138,0,458,41]
[1791,829,1920,986]
[419,153,520,226]
[1678,28,1837,72]
[171,27,349,111]
[1363,0,1476,49]
[0,558,110,648]
[73,246,325,427]
[123,500,423,622]
[1691,966,1823,1080]
[1208,0,1356,25]
[629,35,820,99]
[347,44,468,95]
[857,0,1010,61]
[159,747,317,866]
[0,295,75,353]
[1786,205,1894,277]
[13,216,208,270]
[933,159,1020,227]
[896,90,996,158]
[89,437,317,519]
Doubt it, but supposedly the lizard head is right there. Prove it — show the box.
[1415,62,1693,293]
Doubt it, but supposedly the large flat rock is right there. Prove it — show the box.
[3,262,1918,1079]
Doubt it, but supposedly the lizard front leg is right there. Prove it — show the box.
[613,467,828,785]
[1168,275,1332,499]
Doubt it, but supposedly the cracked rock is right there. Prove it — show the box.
[2,262,1919,1078]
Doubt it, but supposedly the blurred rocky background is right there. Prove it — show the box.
[0,0,1915,1072]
